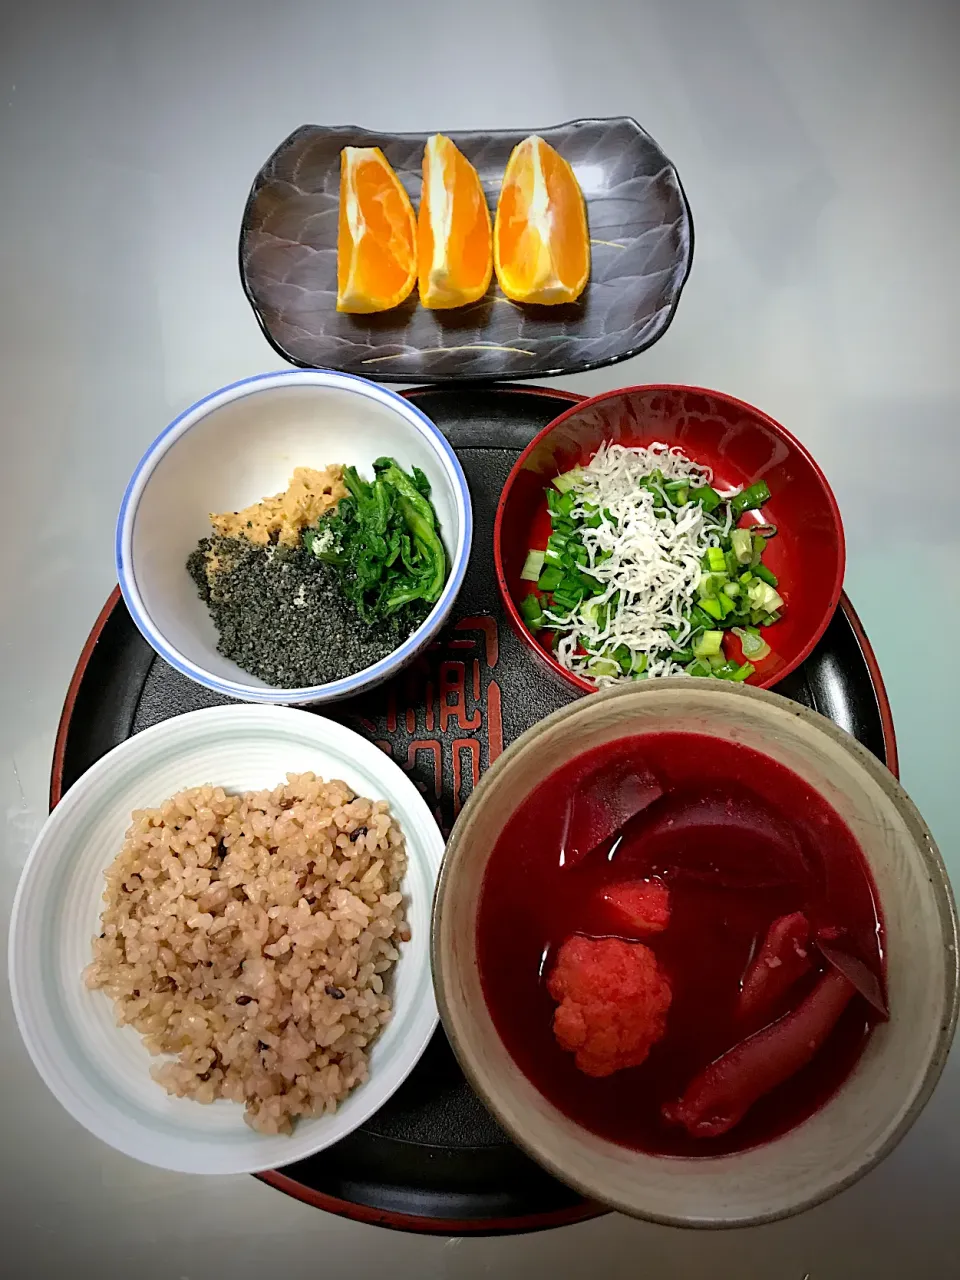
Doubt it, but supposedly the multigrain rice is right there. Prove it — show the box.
[84,773,409,1134]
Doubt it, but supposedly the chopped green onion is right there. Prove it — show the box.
[549,526,576,544]
[580,599,604,628]
[560,572,587,596]
[520,549,546,582]
[693,630,724,658]
[663,480,690,505]
[552,468,583,494]
[698,571,730,600]
[747,581,783,613]
[690,485,722,512]
[612,644,634,674]
[536,458,783,686]
[553,583,584,608]
[520,594,544,630]
[733,626,771,661]
[731,528,753,564]
[686,658,712,677]
[537,565,564,592]
[731,480,771,518]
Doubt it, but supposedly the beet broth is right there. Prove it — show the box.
[477,732,885,1156]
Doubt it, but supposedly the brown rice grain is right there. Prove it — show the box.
[83,773,409,1134]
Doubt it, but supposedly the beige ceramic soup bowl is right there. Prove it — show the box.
[431,680,958,1227]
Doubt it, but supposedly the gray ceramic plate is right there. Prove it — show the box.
[239,118,693,382]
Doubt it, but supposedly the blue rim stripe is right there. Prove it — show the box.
[116,370,473,703]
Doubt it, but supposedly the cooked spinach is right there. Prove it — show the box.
[302,457,448,629]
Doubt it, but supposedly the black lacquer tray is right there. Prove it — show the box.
[52,386,896,1235]
[239,118,693,382]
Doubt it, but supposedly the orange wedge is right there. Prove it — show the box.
[337,147,417,313]
[417,134,492,309]
[493,135,590,305]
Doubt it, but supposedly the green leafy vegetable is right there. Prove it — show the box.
[303,457,448,631]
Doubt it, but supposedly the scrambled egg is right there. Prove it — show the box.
[210,466,347,547]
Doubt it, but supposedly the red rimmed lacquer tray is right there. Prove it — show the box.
[51,385,896,1235]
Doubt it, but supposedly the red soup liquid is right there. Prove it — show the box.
[477,733,885,1156]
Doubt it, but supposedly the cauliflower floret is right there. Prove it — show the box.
[547,935,672,1078]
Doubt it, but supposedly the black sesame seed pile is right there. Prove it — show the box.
[187,536,403,688]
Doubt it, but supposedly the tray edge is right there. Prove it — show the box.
[255,1169,605,1236]
[47,386,898,1233]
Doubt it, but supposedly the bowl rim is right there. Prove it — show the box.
[431,679,959,1228]
[9,703,443,1175]
[493,382,846,694]
[115,368,473,704]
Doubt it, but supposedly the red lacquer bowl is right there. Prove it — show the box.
[494,385,845,692]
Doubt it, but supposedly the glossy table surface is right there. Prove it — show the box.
[2,1,958,1274]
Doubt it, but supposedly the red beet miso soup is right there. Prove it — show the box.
[477,733,886,1157]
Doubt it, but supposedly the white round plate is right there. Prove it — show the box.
[9,705,443,1175]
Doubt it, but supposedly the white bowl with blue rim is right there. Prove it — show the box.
[9,704,444,1175]
[116,370,472,705]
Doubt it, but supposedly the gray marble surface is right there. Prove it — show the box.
[1,0,958,1274]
